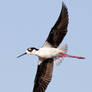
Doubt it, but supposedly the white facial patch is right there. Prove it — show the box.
[26,50,31,55]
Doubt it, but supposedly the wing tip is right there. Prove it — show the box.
[62,2,67,8]
[62,2,68,13]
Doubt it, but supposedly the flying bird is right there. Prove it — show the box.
[17,2,85,92]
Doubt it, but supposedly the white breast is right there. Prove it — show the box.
[36,47,63,59]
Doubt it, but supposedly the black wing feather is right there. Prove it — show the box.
[33,58,53,92]
[46,2,68,47]
[33,2,68,92]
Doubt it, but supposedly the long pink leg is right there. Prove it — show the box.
[59,53,85,59]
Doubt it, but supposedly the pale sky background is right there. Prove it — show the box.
[0,0,92,92]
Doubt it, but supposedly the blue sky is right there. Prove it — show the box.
[0,0,92,92]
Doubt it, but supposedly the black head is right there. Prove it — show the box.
[27,47,38,52]
[17,47,38,58]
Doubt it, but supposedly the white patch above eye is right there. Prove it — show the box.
[28,48,31,50]
[26,50,31,54]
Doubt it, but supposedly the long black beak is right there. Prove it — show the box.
[17,52,27,58]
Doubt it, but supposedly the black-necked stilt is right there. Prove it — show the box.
[17,2,85,92]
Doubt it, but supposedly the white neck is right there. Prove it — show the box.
[31,49,38,55]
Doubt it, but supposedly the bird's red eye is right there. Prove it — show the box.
[28,48,32,52]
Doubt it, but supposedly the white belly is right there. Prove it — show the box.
[37,47,63,59]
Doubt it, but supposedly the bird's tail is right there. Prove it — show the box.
[54,44,68,65]
[59,44,85,59]
[55,53,85,66]
[58,53,85,59]
[59,44,68,53]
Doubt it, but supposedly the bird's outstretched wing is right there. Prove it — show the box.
[43,2,68,48]
[33,58,53,92]
[33,2,68,92]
